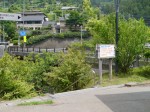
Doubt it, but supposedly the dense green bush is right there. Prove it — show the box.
[0,49,94,99]
[133,66,150,78]
[12,40,18,45]
[0,54,35,100]
[45,48,94,93]
[27,34,52,45]
[0,52,60,99]
[28,53,59,93]
[144,48,150,59]
[31,30,43,35]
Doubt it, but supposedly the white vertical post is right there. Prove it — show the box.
[109,58,112,80]
[18,36,20,46]
[99,59,103,85]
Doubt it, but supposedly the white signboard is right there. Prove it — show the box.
[145,43,150,48]
[97,44,115,59]
[0,12,22,21]
[0,45,5,58]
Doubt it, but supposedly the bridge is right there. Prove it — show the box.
[7,46,67,56]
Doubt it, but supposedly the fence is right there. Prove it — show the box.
[7,46,67,57]
[8,46,67,53]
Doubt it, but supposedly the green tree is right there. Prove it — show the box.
[0,21,18,40]
[82,0,97,22]
[87,14,115,45]
[118,18,149,72]
[66,11,84,30]
[87,14,150,72]
[8,4,21,13]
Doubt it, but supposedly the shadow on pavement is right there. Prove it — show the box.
[96,91,150,112]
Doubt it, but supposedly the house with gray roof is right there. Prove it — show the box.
[17,11,54,30]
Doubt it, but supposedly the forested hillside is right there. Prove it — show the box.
[0,0,149,17]
[0,0,149,25]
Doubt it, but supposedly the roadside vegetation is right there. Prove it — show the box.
[0,0,149,101]
[0,48,149,100]
[102,66,150,86]
[0,48,94,100]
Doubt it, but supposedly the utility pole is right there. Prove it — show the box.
[2,0,5,42]
[23,0,25,31]
[115,0,120,74]
[23,0,25,47]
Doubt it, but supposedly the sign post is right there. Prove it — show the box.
[96,44,115,84]
[0,12,22,21]
[23,36,27,47]
[19,31,27,47]
[109,58,113,80]
[19,31,26,36]
[99,59,103,85]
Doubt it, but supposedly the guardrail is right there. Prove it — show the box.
[7,46,67,56]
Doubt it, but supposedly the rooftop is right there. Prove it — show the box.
[19,11,45,15]
[22,15,45,21]
[61,6,78,10]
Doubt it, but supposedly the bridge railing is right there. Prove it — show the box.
[7,46,67,54]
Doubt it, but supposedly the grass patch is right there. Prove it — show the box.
[18,100,53,106]
[99,66,150,86]
[102,73,148,87]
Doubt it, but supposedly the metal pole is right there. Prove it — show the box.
[115,0,119,74]
[23,0,25,31]
[23,0,25,47]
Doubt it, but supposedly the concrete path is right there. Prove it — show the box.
[1,85,150,112]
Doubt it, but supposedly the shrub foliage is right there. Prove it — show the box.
[0,49,93,99]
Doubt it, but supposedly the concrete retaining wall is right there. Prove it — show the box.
[28,38,81,48]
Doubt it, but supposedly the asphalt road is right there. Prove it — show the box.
[97,91,150,112]
[1,85,150,112]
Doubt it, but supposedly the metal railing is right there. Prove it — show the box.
[7,46,67,54]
